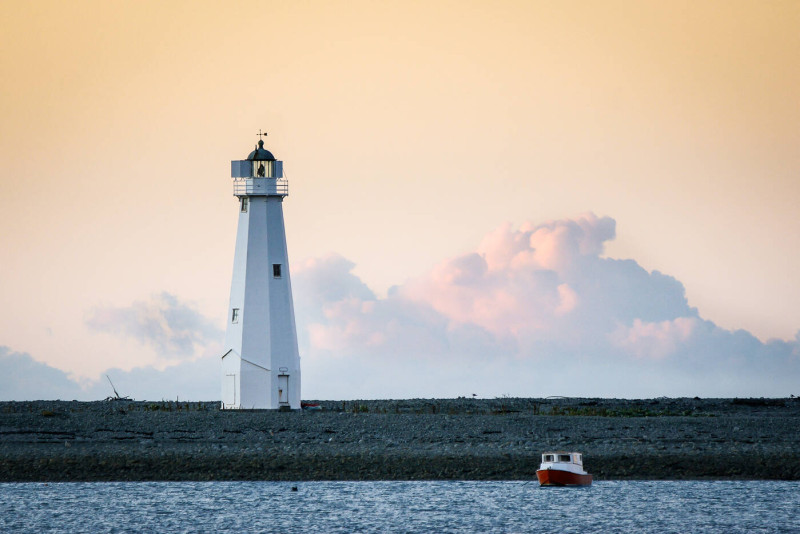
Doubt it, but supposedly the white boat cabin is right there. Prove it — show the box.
[538,451,589,475]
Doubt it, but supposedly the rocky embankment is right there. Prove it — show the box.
[1,397,798,481]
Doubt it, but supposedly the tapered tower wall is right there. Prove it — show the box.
[221,139,300,410]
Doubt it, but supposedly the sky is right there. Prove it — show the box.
[1,1,799,400]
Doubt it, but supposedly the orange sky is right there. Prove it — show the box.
[1,0,799,381]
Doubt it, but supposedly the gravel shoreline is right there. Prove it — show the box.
[1,398,798,481]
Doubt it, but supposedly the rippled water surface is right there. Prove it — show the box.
[2,480,799,533]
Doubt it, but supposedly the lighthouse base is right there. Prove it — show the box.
[221,349,300,410]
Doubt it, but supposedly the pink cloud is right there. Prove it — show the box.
[400,213,613,337]
[479,213,615,273]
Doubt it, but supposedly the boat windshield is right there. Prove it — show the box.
[558,454,571,462]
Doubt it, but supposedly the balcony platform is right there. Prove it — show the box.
[233,178,288,197]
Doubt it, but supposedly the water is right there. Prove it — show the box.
[1,481,798,533]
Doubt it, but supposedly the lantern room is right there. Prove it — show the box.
[230,139,287,197]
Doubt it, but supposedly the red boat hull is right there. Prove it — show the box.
[537,469,593,486]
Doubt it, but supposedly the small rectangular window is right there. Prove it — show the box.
[273,264,282,278]
[558,454,571,462]
[231,308,239,323]
[240,197,248,212]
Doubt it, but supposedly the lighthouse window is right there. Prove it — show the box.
[253,161,272,177]
[273,264,282,278]
[240,197,248,212]
[231,308,240,323]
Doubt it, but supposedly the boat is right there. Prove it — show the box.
[536,451,593,486]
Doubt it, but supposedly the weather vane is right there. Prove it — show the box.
[257,129,268,141]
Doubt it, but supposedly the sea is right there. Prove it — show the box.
[1,480,798,533]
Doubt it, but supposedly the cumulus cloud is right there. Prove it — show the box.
[292,213,800,397]
[396,213,697,349]
[294,213,699,359]
[86,292,222,360]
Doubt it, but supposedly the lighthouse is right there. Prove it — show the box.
[221,135,301,410]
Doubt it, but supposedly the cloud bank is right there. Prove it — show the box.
[1,293,223,401]
[3,214,798,400]
[0,346,219,402]
[294,213,800,398]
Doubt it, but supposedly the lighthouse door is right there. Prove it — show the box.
[223,374,236,407]
[278,374,289,406]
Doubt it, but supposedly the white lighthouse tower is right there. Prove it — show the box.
[221,135,301,410]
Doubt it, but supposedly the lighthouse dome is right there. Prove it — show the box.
[247,139,276,161]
